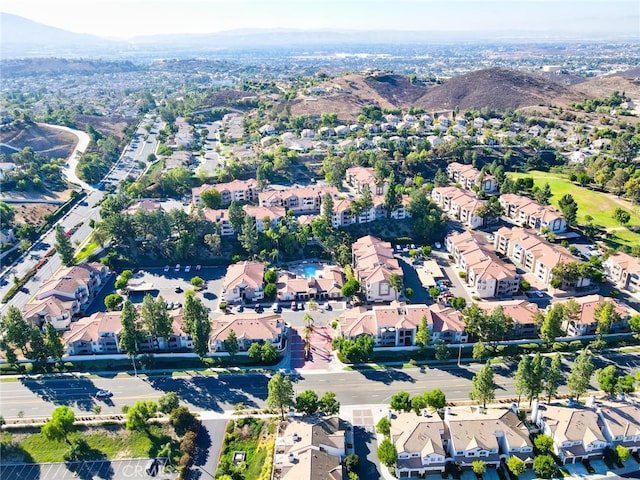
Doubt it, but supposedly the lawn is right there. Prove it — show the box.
[508,171,640,247]
[1,424,178,464]
[216,418,275,480]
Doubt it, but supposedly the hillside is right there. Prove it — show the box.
[0,123,77,160]
[290,72,429,121]
[569,70,640,104]
[416,68,579,111]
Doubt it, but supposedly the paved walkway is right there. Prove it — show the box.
[45,124,94,191]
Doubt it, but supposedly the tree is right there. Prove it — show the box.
[450,297,466,311]
[514,355,531,405]
[54,225,75,266]
[44,322,64,362]
[506,456,526,477]
[428,286,441,300]
[341,278,360,299]
[247,341,262,361]
[534,182,552,205]
[41,406,75,444]
[540,304,564,343]
[200,189,222,209]
[376,416,391,436]
[596,365,632,395]
[545,354,563,402]
[383,179,402,215]
[434,339,451,361]
[267,373,294,419]
[158,392,180,414]
[617,445,631,462]
[612,207,631,225]
[190,276,204,289]
[228,201,245,233]
[119,300,143,366]
[630,315,640,339]
[528,353,546,404]
[558,193,578,225]
[224,329,239,359]
[415,315,431,349]
[264,283,277,301]
[126,400,157,431]
[344,454,360,474]
[534,434,555,455]
[533,455,556,478]
[463,304,513,347]
[104,293,123,311]
[472,341,490,361]
[169,406,199,436]
[27,325,48,365]
[425,389,446,410]
[388,273,403,300]
[377,438,397,468]
[319,391,340,414]
[470,363,496,408]
[434,168,448,187]
[567,349,594,400]
[183,294,211,358]
[390,391,411,412]
[472,460,486,475]
[295,390,319,415]
[238,214,259,254]
[411,394,428,414]
[140,294,171,344]
[260,342,279,363]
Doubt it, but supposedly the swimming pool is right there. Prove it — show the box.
[302,265,322,278]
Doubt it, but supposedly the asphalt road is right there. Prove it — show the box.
[4,352,639,419]
[0,115,163,315]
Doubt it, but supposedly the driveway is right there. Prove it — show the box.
[565,462,589,477]
[189,419,227,479]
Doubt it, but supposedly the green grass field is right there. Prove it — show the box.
[508,171,640,247]
[1,425,177,463]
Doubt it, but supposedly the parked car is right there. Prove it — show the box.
[255,304,264,313]
[175,286,183,293]
[272,303,280,313]
[195,265,201,271]
[185,265,191,273]
[234,304,244,313]
[164,265,170,272]
[95,390,113,399]
[175,264,181,272]
[291,301,297,311]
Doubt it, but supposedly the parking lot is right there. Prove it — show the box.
[0,458,177,480]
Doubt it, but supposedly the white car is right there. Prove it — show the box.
[164,265,170,272]
[95,390,113,399]
[434,242,442,249]
[195,265,201,271]
[185,265,191,273]
[174,264,181,272]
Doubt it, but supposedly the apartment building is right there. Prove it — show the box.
[446,162,496,193]
[446,231,520,299]
[477,300,541,339]
[259,185,338,215]
[555,294,636,337]
[209,314,286,353]
[499,194,567,234]
[392,412,447,476]
[345,165,388,195]
[494,226,586,288]
[220,261,266,303]
[337,301,468,347]
[192,179,259,207]
[352,235,403,303]
[603,252,640,293]
[432,186,486,228]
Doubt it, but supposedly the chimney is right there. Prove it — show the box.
[444,407,452,422]
[585,396,596,409]
[510,403,518,415]
[531,399,539,423]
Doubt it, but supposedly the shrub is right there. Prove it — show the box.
[552,342,568,352]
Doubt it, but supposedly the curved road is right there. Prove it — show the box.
[45,124,94,191]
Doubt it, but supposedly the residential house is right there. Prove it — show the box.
[446,231,520,299]
[221,261,266,303]
[337,301,468,347]
[477,300,541,339]
[352,236,403,303]
[274,416,346,480]
[596,400,640,453]
[494,227,585,289]
[431,187,486,229]
[555,294,636,337]
[345,166,388,195]
[276,265,344,301]
[446,162,496,193]
[259,186,338,215]
[192,179,259,208]
[391,412,447,476]
[124,198,163,216]
[532,402,608,464]
[499,194,567,234]
[444,406,533,468]
[209,313,286,353]
[603,252,640,293]
[202,208,234,236]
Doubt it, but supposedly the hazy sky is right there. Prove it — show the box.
[2,0,639,39]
